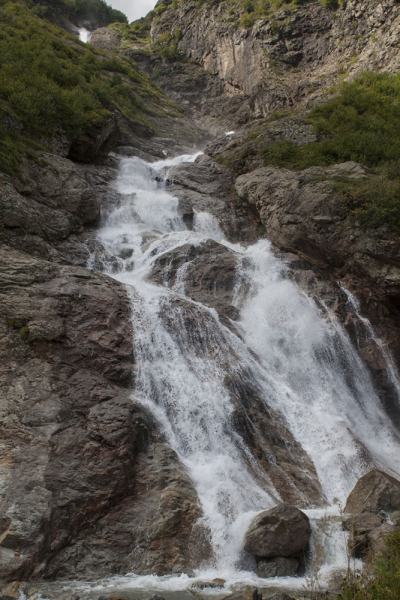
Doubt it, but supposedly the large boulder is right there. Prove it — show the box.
[345,470,400,516]
[244,504,311,559]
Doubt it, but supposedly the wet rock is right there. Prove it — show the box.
[147,239,240,325]
[264,593,295,600]
[191,579,225,589]
[256,556,299,578]
[264,594,295,600]
[0,247,204,580]
[235,162,400,419]
[1,582,29,599]
[344,512,384,558]
[345,470,400,516]
[168,155,259,242]
[244,504,311,559]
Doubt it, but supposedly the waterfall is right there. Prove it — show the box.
[88,153,400,588]
[78,28,91,43]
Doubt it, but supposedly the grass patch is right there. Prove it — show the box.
[261,72,400,233]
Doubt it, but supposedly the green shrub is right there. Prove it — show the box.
[240,11,256,27]
[154,3,167,14]
[339,529,400,599]
[261,72,400,233]
[0,0,172,174]
[32,0,128,26]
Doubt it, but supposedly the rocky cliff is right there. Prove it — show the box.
[1,0,400,592]
[89,0,400,391]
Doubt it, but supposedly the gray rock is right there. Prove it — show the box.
[244,504,311,559]
[345,470,400,516]
[344,512,384,558]
[256,556,299,578]
[0,247,205,580]
[147,239,240,325]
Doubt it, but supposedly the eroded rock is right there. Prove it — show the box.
[244,504,311,559]
[345,470,400,516]
[256,557,299,578]
[147,239,240,324]
[0,247,205,580]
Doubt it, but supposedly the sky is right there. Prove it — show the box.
[109,0,158,22]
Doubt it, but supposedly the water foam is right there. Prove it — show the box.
[87,152,400,589]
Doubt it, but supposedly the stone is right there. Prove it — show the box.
[191,579,225,589]
[345,470,400,516]
[0,247,205,580]
[244,504,311,559]
[256,557,299,578]
[264,594,295,600]
[344,512,384,558]
[1,582,29,599]
[147,239,240,324]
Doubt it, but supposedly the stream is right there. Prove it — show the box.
[36,152,400,599]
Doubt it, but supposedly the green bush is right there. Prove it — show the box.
[32,0,128,26]
[261,72,400,232]
[0,0,171,174]
[339,529,400,600]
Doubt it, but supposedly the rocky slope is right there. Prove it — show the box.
[1,0,400,591]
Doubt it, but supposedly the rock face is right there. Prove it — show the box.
[256,556,299,578]
[147,0,400,129]
[244,504,311,559]
[0,247,205,580]
[234,162,400,295]
[345,470,400,516]
[148,239,240,324]
[167,154,260,242]
[344,470,400,559]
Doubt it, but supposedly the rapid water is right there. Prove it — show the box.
[86,152,400,591]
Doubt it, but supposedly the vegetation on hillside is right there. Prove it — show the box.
[0,0,178,174]
[152,0,344,30]
[261,72,400,233]
[31,0,128,26]
[338,529,400,600]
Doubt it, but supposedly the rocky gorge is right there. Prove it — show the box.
[1,0,400,598]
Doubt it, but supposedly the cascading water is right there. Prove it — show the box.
[85,152,400,592]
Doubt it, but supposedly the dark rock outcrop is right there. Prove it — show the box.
[148,239,240,324]
[343,470,400,559]
[256,557,298,578]
[345,470,400,516]
[167,154,259,242]
[244,504,311,559]
[0,247,205,580]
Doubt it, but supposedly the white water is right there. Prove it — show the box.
[78,27,91,43]
[88,152,400,590]
[340,283,400,402]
